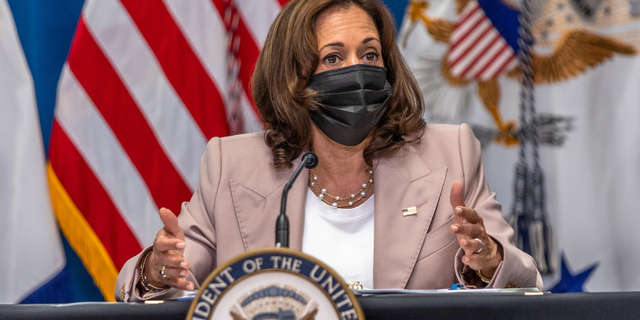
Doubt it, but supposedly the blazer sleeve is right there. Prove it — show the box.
[115,138,222,301]
[453,123,543,290]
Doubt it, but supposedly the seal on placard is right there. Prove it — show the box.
[185,248,365,320]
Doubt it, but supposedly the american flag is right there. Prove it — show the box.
[447,0,520,81]
[48,0,289,301]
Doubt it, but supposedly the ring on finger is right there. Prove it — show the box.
[160,266,170,280]
[472,238,483,253]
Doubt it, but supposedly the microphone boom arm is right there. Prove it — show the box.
[276,152,318,248]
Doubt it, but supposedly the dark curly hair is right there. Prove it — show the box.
[252,0,425,169]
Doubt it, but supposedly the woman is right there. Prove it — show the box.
[116,0,542,301]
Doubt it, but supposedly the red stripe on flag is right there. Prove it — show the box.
[210,0,261,119]
[474,43,510,79]
[68,19,191,214]
[120,0,229,140]
[449,22,493,69]
[488,54,516,79]
[237,21,262,116]
[451,11,486,51]
[459,32,502,78]
[456,4,481,27]
[453,5,481,37]
[277,0,289,7]
[50,120,142,270]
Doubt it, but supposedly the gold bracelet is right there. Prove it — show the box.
[139,250,167,293]
[475,269,492,284]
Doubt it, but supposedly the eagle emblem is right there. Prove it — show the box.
[229,284,318,320]
[403,0,637,146]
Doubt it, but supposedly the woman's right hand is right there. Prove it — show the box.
[144,207,194,291]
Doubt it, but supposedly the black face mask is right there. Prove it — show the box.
[307,64,392,146]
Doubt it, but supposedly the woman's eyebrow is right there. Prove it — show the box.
[320,42,344,50]
[363,37,380,44]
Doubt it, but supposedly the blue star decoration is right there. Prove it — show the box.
[550,253,599,293]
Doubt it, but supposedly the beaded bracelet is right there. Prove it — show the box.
[139,250,168,293]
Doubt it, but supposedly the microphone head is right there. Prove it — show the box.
[303,152,319,169]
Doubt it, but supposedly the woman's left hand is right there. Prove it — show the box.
[449,181,503,278]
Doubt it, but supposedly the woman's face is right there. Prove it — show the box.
[314,5,384,74]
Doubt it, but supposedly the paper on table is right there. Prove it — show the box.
[354,287,542,295]
[178,290,199,301]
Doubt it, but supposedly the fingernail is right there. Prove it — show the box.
[463,256,469,263]
[180,270,187,277]
[176,242,185,249]
[462,239,468,246]
[456,207,463,214]
[187,283,194,290]
[180,262,187,268]
[451,225,459,232]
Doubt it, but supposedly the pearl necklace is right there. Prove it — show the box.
[309,169,374,209]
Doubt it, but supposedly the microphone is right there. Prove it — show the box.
[276,152,319,248]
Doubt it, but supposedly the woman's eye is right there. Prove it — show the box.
[364,52,379,62]
[324,54,339,65]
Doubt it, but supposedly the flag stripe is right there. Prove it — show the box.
[69,18,192,214]
[83,0,206,191]
[210,0,262,117]
[474,42,510,79]
[120,0,230,140]
[450,4,483,44]
[237,20,263,116]
[464,35,505,79]
[479,45,514,79]
[449,21,494,70]
[458,0,479,18]
[236,0,281,49]
[163,0,261,127]
[56,66,162,246]
[50,121,142,270]
[484,54,517,80]
[163,0,228,102]
[458,30,502,78]
[47,163,118,302]
[241,93,264,132]
[448,1,517,80]
[449,19,491,62]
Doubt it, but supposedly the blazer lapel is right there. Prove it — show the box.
[373,145,448,289]
[230,155,308,252]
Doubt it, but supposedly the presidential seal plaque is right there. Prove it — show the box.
[186,248,365,320]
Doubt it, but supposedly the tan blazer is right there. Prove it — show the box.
[116,123,542,301]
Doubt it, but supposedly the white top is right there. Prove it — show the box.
[302,188,375,289]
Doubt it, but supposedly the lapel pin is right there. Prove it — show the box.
[402,206,418,216]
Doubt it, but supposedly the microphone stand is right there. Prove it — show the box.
[276,152,318,248]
